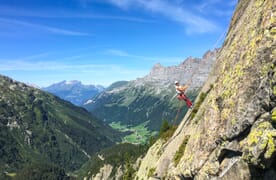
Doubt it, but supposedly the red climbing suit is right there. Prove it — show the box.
[175,82,193,108]
[177,94,193,108]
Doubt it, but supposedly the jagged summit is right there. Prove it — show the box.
[134,48,218,89]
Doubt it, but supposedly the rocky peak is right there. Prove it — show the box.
[137,48,218,90]
[202,48,219,60]
[151,63,163,70]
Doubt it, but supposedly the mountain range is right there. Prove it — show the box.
[42,80,104,106]
[83,49,218,133]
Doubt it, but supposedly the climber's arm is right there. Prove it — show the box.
[179,84,188,91]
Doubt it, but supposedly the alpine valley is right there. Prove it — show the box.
[83,49,218,143]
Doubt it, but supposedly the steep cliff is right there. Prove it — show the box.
[136,0,276,179]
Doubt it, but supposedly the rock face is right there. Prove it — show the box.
[92,164,113,180]
[43,80,104,106]
[83,50,217,131]
[78,143,146,180]
[136,0,276,179]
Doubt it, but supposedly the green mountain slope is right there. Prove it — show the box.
[84,82,197,132]
[0,75,119,178]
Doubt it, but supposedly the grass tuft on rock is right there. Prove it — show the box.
[173,135,190,166]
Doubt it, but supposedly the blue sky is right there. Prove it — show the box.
[0,0,237,87]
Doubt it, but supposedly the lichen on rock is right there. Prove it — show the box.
[241,120,276,168]
[272,108,276,124]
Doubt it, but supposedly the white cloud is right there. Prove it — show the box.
[0,60,65,71]
[106,0,132,9]
[105,0,219,33]
[0,60,100,71]
[0,59,148,87]
[11,52,51,61]
[106,48,183,64]
[0,5,152,23]
[195,0,237,17]
[0,17,88,36]
[106,49,131,57]
[0,59,143,73]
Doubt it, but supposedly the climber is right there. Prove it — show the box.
[174,81,193,108]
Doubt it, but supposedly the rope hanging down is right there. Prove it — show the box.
[172,100,183,125]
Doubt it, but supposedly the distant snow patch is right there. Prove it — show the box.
[84,99,94,105]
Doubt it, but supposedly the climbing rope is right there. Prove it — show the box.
[187,26,228,87]
[212,28,228,50]
[172,100,183,125]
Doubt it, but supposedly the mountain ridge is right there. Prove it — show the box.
[42,80,104,106]
[139,49,218,89]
